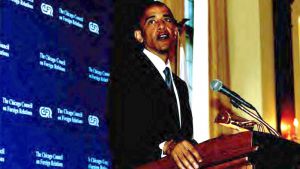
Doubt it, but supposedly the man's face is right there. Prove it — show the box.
[135,5,178,55]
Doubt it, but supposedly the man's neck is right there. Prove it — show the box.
[145,48,169,64]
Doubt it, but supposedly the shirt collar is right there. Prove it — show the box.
[143,48,171,79]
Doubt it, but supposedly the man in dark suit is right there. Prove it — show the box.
[108,1,202,169]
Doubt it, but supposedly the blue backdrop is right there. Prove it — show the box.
[0,0,112,168]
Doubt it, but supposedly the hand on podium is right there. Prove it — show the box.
[163,140,202,169]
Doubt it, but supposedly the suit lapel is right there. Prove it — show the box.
[173,76,188,128]
[136,52,169,91]
[137,52,180,129]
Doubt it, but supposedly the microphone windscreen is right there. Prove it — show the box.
[210,79,223,91]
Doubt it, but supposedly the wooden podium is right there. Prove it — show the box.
[137,132,300,169]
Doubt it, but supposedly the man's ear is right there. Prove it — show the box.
[134,30,144,43]
[174,27,179,37]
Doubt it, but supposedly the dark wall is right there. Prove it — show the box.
[273,0,295,133]
[113,0,153,66]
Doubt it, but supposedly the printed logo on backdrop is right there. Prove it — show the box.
[0,148,5,163]
[57,108,83,124]
[88,115,99,127]
[39,106,53,118]
[88,22,99,35]
[59,8,84,28]
[9,0,34,10]
[0,41,10,58]
[2,97,33,116]
[39,52,66,72]
[41,3,53,17]
[88,157,109,169]
[88,67,110,84]
[35,150,64,168]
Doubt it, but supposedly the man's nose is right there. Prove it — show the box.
[157,20,166,30]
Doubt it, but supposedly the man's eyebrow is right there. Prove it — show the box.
[163,14,173,18]
[144,16,155,23]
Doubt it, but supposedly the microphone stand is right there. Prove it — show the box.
[230,99,281,137]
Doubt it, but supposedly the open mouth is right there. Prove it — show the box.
[157,33,170,40]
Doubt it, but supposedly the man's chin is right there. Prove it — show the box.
[156,44,171,53]
[158,49,169,54]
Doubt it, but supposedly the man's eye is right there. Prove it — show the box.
[148,20,156,25]
[165,18,173,22]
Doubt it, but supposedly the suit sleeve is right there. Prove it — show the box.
[107,67,161,168]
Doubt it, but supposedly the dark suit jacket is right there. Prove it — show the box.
[108,51,194,168]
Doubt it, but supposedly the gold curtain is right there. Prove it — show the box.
[163,0,184,21]
[209,0,233,138]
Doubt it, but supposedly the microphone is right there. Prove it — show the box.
[210,79,280,137]
[210,79,255,110]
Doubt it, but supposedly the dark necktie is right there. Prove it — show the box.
[163,67,180,128]
[163,67,173,91]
